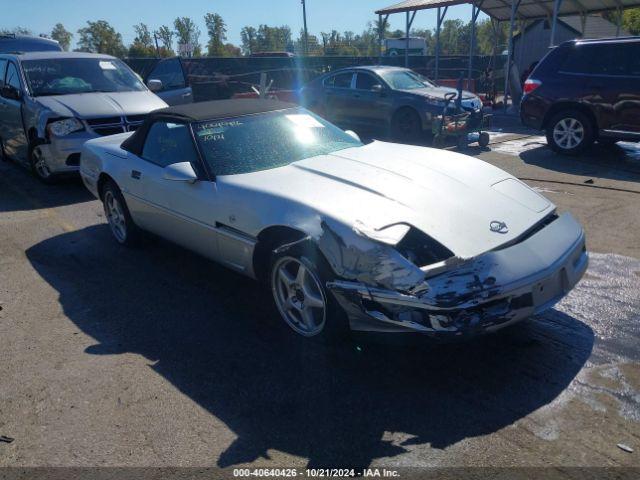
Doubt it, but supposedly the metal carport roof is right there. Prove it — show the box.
[375,0,640,109]
[376,0,640,20]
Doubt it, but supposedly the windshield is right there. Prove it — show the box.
[22,58,145,96]
[380,70,433,90]
[193,108,363,176]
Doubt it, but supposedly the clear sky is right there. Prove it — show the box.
[1,0,486,49]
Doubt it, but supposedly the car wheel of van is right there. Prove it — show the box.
[29,142,57,184]
[270,247,348,342]
[101,180,142,247]
[546,110,594,155]
[391,108,422,142]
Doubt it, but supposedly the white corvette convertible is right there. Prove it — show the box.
[80,99,588,341]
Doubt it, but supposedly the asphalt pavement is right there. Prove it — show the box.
[0,132,639,476]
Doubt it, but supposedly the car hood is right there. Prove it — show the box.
[221,141,554,260]
[35,90,167,118]
[403,86,476,101]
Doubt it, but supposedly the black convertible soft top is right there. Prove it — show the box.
[122,99,297,155]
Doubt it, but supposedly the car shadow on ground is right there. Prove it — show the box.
[26,225,594,469]
[0,161,93,212]
[520,142,640,184]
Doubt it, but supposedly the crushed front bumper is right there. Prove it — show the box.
[38,131,98,174]
[327,212,588,337]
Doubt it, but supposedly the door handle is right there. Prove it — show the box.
[182,92,192,98]
[131,170,141,180]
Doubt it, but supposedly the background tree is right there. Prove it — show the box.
[476,19,509,55]
[204,12,227,56]
[76,20,126,57]
[222,43,241,56]
[173,17,201,57]
[155,25,175,56]
[51,23,72,51]
[0,26,33,35]
[240,26,258,55]
[128,23,155,57]
[623,8,640,34]
[254,25,292,52]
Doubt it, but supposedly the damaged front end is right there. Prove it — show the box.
[321,212,588,337]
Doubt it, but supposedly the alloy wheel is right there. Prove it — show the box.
[272,256,327,337]
[32,146,52,179]
[553,118,584,150]
[104,190,128,243]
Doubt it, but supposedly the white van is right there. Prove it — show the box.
[384,37,427,57]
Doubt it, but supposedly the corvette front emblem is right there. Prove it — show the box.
[490,221,509,234]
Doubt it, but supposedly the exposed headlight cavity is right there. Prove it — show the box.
[395,227,454,267]
[47,118,84,137]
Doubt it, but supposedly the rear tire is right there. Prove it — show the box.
[101,180,143,247]
[269,244,349,343]
[478,132,490,148]
[391,108,422,142]
[546,110,594,155]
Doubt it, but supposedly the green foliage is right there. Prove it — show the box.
[129,23,155,57]
[155,25,175,56]
[204,12,228,56]
[476,19,509,55]
[240,26,258,55]
[50,23,72,51]
[173,17,201,57]
[623,8,640,34]
[0,26,33,35]
[77,20,126,57]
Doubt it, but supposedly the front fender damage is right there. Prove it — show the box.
[276,212,588,337]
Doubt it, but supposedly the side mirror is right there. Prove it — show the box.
[163,162,198,183]
[371,84,383,93]
[147,79,163,93]
[345,130,361,142]
[0,86,22,101]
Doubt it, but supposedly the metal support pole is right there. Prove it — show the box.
[404,11,417,68]
[468,3,482,90]
[518,20,527,72]
[435,6,447,82]
[378,14,383,63]
[302,0,309,55]
[435,8,441,81]
[405,11,410,68]
[550,0,563,47]
[504,0,518,111]
[616,6,622,37]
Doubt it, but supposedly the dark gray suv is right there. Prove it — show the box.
[300,66,482,141]
[0,34,62,53]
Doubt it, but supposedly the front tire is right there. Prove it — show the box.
[29,141,57,184]
[101,180,142,246]
[546,110,594,155]
[270,247,348,342]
